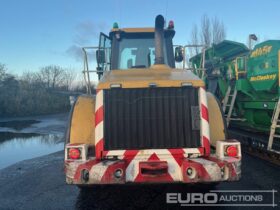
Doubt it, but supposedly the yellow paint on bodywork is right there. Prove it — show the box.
[249,74,276,81]
[70,95,95,145]
[250,45,272,58]
[111,27,155,33]
[97,65,204,89]
[207,92,226,147]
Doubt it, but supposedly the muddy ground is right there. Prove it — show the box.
[0,150,279,210]
[0,113,279,210]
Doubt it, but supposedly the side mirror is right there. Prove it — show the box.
[96,50,106,64]
[174,46,184,62]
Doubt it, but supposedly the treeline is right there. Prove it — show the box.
[0,64,83,117]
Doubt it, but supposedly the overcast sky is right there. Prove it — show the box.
[1,0,280,75]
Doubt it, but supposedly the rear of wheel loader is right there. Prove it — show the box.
[64,15,241,186]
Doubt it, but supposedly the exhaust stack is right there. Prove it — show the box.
[154,15,165,65]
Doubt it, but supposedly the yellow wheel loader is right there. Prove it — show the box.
[64,15,241,186]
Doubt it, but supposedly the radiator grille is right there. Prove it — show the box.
[104,87,201,150]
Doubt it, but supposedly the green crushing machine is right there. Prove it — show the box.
[190,40,280,154]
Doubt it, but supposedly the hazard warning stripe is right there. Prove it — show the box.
[95,90,104,159]
[199,87,210,156]
[201,104,209,122]
[96,88,210,159]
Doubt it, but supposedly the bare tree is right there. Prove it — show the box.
[38,67,51,88]
[63,68,77,91]
[201,14,212,47]
[212,17,226,44]
[50,66,64,89]
[0,63,7,81]
[190,14,226,51]
[39,65,65,89]
[191,24,199,55]
[0,66,72,117]
[21,71,44,90]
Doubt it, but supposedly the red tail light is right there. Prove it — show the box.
[68,148,81,159]
[168,20,174,29]
[226,145,238,157]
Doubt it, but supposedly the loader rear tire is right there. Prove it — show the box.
[207,92,228,147]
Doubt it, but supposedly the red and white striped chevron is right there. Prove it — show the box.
[65,87,240,185]
[95,89,104,159]
[66,150,240,184]
[199,87,210,156]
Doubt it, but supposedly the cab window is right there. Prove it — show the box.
[116,34,167,70]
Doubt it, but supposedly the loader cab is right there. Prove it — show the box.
[96,26,176,78]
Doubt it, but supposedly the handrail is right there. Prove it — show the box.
[82,47,99,94]
[234,56,247,80]
[174,44,207,79]
[82,44,208,94]
[82,46,111,94]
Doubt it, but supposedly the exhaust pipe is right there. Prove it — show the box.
[154,15,165,65]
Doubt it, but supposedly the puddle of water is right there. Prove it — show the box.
[0,120,40,130]
[0,133,64,169]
